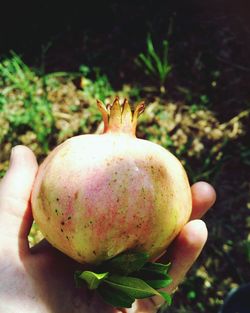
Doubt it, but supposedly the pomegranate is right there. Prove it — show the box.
[31,98,192,265]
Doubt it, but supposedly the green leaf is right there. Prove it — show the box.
[159,290,172,305]
[101,252,149,275]
[135,270,169,281]
[144,276,172,289]
[76,271,109,290]
[143,262,171,274]
[98,284,135,308]
[105,275,160,299]
[133,263,172,289]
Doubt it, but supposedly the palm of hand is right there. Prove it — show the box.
[0,146,215,313]
[1,226,153,313]
[0,242,117,313]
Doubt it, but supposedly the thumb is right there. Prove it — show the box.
[0,145,38,254]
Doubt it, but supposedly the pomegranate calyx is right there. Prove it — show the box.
[97,97,145,135]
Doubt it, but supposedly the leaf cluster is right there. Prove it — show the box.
[75,252,172,308]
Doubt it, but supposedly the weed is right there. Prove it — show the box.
[135,34,172,92]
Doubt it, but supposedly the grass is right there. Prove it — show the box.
[0,52,54,154]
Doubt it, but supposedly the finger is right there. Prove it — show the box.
[0,145,38,253]
[0,145,38,204]
[152,220,208,308]
[190,181,216,220]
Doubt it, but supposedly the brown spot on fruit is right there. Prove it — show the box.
[74,191,79,200]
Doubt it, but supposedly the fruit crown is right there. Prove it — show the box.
[97,97,145,135]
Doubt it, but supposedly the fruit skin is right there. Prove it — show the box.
[31,99,192,265]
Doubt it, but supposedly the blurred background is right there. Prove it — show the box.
[0,1,250,312]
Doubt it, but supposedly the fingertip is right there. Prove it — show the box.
[0,145,38,199]
[191,181,216,219]
[10,145,38,169]
[178,220,208,252]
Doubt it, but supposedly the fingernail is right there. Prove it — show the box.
[10,146,20,165]
[10,147,17,163]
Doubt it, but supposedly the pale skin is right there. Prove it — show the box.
[0,145,216,313]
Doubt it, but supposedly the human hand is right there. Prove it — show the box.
[0,145,216,313]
